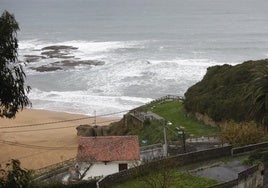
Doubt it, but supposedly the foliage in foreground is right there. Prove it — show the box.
[0,10,31,118]
[184,59,268,126]
[0,159,96,188]
[221,121,265,147]
[0,159,32,188]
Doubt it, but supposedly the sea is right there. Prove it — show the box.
[1,0,268,117]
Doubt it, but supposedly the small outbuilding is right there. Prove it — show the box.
[76,135,140,180]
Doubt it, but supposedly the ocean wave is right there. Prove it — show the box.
[19,39,148,60]
[28,88,152,116]
[19,40,234,116]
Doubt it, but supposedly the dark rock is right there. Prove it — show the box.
[24,55,46,63]
[29,59,105,72]
[76,125,109,137]
[41,45,78,51]
[41,50,75,59]
[41,45,78,59]
[30,66,62,72]
[51,60,105,67]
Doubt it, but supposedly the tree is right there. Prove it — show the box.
[184,59,268,127]
[0,10,31,118]
[247,64,268,130]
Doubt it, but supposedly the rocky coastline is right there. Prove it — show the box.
[23,45,105,72]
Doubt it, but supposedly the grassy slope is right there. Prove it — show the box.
[109,99,220,145]
[136,100,220,144]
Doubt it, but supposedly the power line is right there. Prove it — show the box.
[0,139,77,150]
[0,110,128,129]
[0,136,133,164]
[166,125,179,136]
[0,119,115,133]
[0,150,50,164]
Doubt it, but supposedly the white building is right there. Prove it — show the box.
[76,135,140,180]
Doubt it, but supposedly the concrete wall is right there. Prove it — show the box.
[232,142,268,155]
[169,145,232,165]
[79,161,138,180]
[208,164,264,188]
[237,164,264,188]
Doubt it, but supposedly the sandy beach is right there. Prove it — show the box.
[0,109,119,170]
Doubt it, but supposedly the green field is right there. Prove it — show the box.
[110,99,220,145]
[135,99,220,144]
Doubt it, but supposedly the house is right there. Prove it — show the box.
[76,135,140,180]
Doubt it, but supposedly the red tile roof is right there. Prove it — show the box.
[76,136,140,162]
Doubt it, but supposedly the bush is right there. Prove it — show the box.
[220,121,265,147]
[0,159,33,188]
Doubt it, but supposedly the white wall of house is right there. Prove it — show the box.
[79,160,139,180]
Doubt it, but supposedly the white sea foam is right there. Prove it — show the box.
[19,39,233,116]
[29,88,152,116]
[19,39,147,60]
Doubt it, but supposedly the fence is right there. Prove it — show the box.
[140,143,162,151]
[130,95,183,112]
[151,95,183,102]
[34,157,76,176]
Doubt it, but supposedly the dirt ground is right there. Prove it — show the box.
[0,109,118,170]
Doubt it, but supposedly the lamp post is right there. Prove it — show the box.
[176,126,186,153]
[163,121,172,157]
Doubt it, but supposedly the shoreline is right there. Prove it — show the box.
[0,108,120,170]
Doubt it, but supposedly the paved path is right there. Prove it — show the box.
[192,160,246,182]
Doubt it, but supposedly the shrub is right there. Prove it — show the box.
[220,121,265,147]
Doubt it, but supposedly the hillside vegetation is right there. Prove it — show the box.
[184,59,268,126]
[109,99,219,145]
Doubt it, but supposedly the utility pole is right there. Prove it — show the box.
[163,121,168,157]
[93,110,96,126]
[176,127,186,153]
[163,121,172,157]
[182,130,186,153]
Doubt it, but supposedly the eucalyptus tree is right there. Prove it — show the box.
[0,10,31,118]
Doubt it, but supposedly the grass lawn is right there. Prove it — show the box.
[136,99,220,144]
[110,99,220,145]
[114,170,217,188]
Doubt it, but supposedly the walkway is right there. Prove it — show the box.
[193,160,246,182]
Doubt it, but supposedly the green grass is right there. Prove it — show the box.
[138,100,220,140]
[109,99,220,145]
[114,170,217,188]
[129,119,165,145]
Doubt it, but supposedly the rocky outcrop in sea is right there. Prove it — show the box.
[23,45,105,72]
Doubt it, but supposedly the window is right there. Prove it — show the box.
[118,163,128,171]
